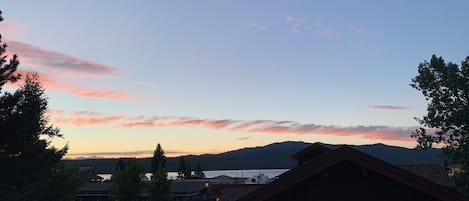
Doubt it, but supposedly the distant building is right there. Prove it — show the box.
[244,173,270,184]
[212,184,262,201]
[210,175,249,185]
[237,143,469,201]
[76,183,110,201]
[75,179,213,201]
[171,179,212,201]
[77,166,104,183]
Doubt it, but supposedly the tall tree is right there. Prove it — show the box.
[110,159,146,201]
[151,143,167,173]
[149,144,172,201]
[411,54,469,195]
[177,157,192,179]
[0,11,80,201]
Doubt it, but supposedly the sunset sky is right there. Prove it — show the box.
[2,1,468,159]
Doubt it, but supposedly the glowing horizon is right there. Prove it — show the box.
[2,1,467,159]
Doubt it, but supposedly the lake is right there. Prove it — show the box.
[98,169,289,180]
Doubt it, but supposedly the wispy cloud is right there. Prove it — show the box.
[6,40,119,77]
[122,116,415,142]
[286,16,305,32]
[67,149,186,159]
[370,105,409,111]
[6,71,132,102]
[49,110,127,127]
[235,136,251,141]
[0,22,27,36]
[250,22,269,32]
[49,110,415,142]
[286,16,343,39]
[54,116,127,127]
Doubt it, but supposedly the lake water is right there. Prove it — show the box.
[98,169,289,180]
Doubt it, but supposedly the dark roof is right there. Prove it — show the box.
[78,183,110,192]
[218,185,263,201]
[399,164,456,188]
[170,180,210,194]
[238,146,468,201]
[291,142,331,161]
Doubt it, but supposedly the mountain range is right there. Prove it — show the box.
[64,141,444,174]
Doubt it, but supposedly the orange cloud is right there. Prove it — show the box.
[121,121,156,128]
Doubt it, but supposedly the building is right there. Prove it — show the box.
[212,184,262,201]
[171,179,212,201]
[76,179,213,201]
[237,143,468,201]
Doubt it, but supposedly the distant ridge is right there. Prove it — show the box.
[64,141,443,174]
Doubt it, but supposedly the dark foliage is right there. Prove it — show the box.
[151,143,167,172]
[193,161,205,178]
[0,11,80,201]
[177,157,192,179]
[110,159,146,201]
[411,54,469,195]
[149,143,172,201]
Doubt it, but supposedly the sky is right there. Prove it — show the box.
[1,1,468,159]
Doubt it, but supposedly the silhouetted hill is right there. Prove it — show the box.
[64,141,443,174]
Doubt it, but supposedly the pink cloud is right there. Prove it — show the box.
[5,40,119,77]
[46,110,416,142]
[48,110,127,127]
[5,71,132,102]
[54,116,127,127]
[121,116,415,142]
[0,22,27,36]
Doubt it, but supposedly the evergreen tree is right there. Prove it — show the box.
[115,158,127,172]
[411,54,469,195]
[194,161,205,178]
[110,159,145,201]
[151,143,167,173]
[177,157,192,179]
[0,11,20,91]
[149,144,172,201]
[0,11,80,201]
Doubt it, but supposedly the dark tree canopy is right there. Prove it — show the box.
[151,143,167,173]
[110,159,146,201]
[0,11,80,201]
[177,157,192,179]
[149,144,172,201]
[0,11,20,91]
[411,54,469,195]
[194,161,205,178]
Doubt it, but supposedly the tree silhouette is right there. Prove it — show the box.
[151,143,167,173]
[177,157,192,179]
[0,10,20,90]
[411,54,469,195]
[194,161,205,178]
[0,11,80,201]
[149,144,172,201]
[110,159,145,201]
